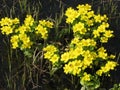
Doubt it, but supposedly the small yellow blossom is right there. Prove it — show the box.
[97,47,107,59]
[44,52,54,59]
[65,7,79,24]
[73,22,86,34]
[93,30,100,38]
[35,24,48,39]
[94,14,108,23]
[39,20,53,28]
[69,47,83,59]
[96,61,117,76]
[12,18,20,24]
[71,37,80,45]
[0,17,12,26]
[63,60,82,75]
[100,37,108,43]
[43,45,58,53]
[103,30,113,38]
[43,45,59,62]
[10,35,19,49]
[61,52,70,63]
[24,15,34,26]
[1,26,13,35]
[96,70,103,76]
[81,39,96,46]
[16,25,30,34]
[109,55,116,59]
[50,54,59,64]
[102,61,117,72]
[77,4,91,15]
[22,38,32,49]
[80,72,91,85]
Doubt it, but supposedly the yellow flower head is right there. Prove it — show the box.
[65,7,78,24]
[16,25,30,34]
[97,47,107,59]
[19,33,33,49]
[12,18,20,24]
[63,60,82,75]
[1,26,13,35]
[96,61,117,76]
[94,14,108,23]
[80,72,91,85]
[39,20,53,28]
[10,35,19,49]
[77,4,91,15]
[50,54,59,64]
[73,22,86,34]
[0,17,12,26]
[35,24,48,39]
[24,15,34,26]
[61,52,70,63]
[43,45,58,52]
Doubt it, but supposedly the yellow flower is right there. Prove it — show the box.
[35,24,48,39]
[102,61,117,73]
[24,15,34,26]
[43,45,57,53]
[12,18,20,24]
[65,7,78,24]
[94,14,108,23]
[63,63,72,74]
[39,20,53,28]
[97,23,107,33]
[87,11,94,18]
[86,19,94,26]
[109,55,116,59]
[63,60,82,75]
[83,57,93,67]
[82,51,95,67]
[97,47,107,59]
[50,54,59,64]
[104,30,113,38]
[22,38,32,49]
[1,26,13,35]
[77,4,91,15]
[71,37,80,45]
[16,25,30,34]
[81,72,91,82]
[0,17,13,26]
[21,40,33,49]
[43,45,58,61]
[81,39,96,46]
[61,52,70,63]
[96,70,103,76]
[69,47,83,59]
[44,52,54,59]
[10,35,19,49]
[73,22,86,34]
[100,37,108,43]
[0,17,20,26]
[93,30,100,38]
[97,61,117,76]
[19,33,27,41]
[18,33,32,49]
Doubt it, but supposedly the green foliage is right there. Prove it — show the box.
[110,83,120,90]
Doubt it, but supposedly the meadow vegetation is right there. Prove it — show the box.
[0,0,120,90]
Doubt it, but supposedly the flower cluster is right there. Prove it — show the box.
[43,4,118,89]
[0,3,118,89]
[0,15,53,50]
[43,45,59,64]
[0,17,19,35]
